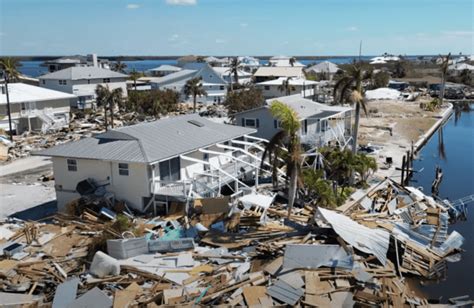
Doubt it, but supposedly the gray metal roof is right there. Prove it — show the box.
[36,114,256,164]
[148,64,182,72]
[306,61,340,73]
[149,69,197,85]
[39,66,128,80]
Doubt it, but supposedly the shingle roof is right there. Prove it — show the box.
[36,114,256,163]
[1,83,76,105]
[39,66,128,80]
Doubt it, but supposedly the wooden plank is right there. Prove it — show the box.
[242,286,267,306]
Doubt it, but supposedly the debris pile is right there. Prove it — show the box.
[0,179,470,306]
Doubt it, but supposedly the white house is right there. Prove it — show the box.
[39,66,128,109]
[268,55,305,67]
[448,63,474,76]
[253,66,304,83]
[148,64,182,77]
[212,67,253,85]
[238,56,260,72]
[36,114,268,213]
[305,61,340,80]
[255,77,319,99]
[233,95,353,148]
[150,63,228,104]
[43,54,110,73]
[0,83,76,134]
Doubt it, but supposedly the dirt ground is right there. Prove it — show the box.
[0,161,56,219]
[358,100,442,179]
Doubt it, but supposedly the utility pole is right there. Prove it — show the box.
[2,71,14,141]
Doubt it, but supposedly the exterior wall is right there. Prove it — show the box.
[257,84,316,99]
[0,98,72,118]
[234,108,278,140]
[52,157,151,212]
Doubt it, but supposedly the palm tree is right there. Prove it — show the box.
[438,53,451,106]
[278,77,295,96]
[333,63,372,154]
[95,85,123,130]
[184,77,207,113]
[112,60,127,73]
[261,101,302,218]
[228,57,241,91]
[0,57,21,82]
[289,57,296,67]
[129,69,142,91]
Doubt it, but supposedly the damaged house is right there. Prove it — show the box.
[35,114,268,213]
[233,94,353,148]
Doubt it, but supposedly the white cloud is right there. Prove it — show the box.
[169,34,180,41]
[126,4,141,9]
[166,0,196,5]
[215,38,226,44]
[240,23,248,28]
[346,26,358,32]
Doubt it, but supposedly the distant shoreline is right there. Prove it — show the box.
[3,55,438,61]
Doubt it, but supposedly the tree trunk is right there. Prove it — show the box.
[134,80,137,91]
[193,94,197,113]
[110,100,114,128]
[439,73,446,106]
[352,103,360,154]
[287,161,298,218]
[103,105,108,131]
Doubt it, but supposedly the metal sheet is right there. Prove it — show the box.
[283,244,353,270]
[317,208,390,265]
[52,278,79,308]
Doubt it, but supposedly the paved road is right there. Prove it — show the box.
[0,156,52,177]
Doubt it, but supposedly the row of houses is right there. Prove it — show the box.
[35,94,353,213]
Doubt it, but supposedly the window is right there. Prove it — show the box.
[301,120,308,135]
[59,80,67,85]
[118,163,129,176]
[264,85,270,91]
[273,120,282,129]
[203,153,210,171]
[159,157,181,182]
[67,159,77,172]
[87,79,91,84]
[220,85,225,90]
[242,118,258,128]
[42,80,45,85]
[103,78,110,83]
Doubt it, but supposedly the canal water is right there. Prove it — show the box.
[409,102,474,298]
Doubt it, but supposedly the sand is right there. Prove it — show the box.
[358,100,443,179]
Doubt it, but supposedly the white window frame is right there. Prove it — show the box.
[244,118,257,128]
[67,159,77,172]
[59,80,67,85]
[118,163,129,176]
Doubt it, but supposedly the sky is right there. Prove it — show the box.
[0,0,473,56]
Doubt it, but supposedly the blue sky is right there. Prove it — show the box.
[0,0,472,56]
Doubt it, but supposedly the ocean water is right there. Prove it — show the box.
[17,55,427,78]
[409,103,474,298]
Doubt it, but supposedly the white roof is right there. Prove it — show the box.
[448,63,474,71]
[370,56,400,62]
[212,67,252,77]
[0,83,76,105]
[256,77,318,86]
[254,66,304,78]
[148,64,182,72]
[306,61,340,73]
[39,66,128,80]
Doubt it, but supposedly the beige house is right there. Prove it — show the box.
[0,83,76,134]
[36,114,268,213]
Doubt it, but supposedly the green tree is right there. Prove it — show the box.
[333,63,372,154]
[127,89,179,116]
[129,69,143,91]
[228,57,242,92]
[95,85,123,130]
[278,77,295,95]
[372,71,390,89]
[224,85,264,117]
[184,77,207,113]
[0,57,21,82]
[261,101,302,218]
[302,169,337,208]
[112,60,127,73]
[353,153,377,186]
